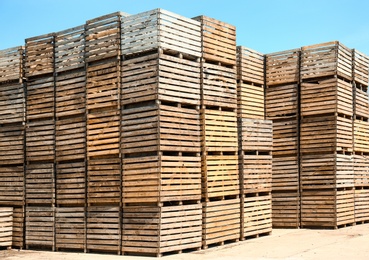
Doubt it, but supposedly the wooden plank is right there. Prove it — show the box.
[26,76,54,120]
[271,116,298,156]
[272,191,300,228]
[12,207,24,248]
[26,119,55,162]
[272,156,299,191]
[26,163,55,205]
[0,207,13,247]
[0,166,24,205]
[354,187,369,222]
[237,82,264,119]
[266,84,298,117]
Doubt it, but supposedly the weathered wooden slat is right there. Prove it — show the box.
[272,191,300,228]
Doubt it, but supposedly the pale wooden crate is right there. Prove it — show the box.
[121,52,201,106]
[353,49,369,86]
[272,156,299,191]
[271,116,298,156]
[354,154,369,187]
[86,206,120,254]
[0,124,24,165]
[202,198,240,248]
[301,41,352,81]
[56,115,86,162]
[300,115,353,155]
[55,207,85,251]
[354,86,369,118]
[242,193,271,238]
[354,187,369,223]
[25,33,54,77]
[0,82,25,124]
[237,46,264,85]
[123,155,201,204]
[122,9,201,58]
[122,203,202,256]
[202,108,238,152]
[25,206,55,250]
[0,46,23,83]
[301,188,355,228]
[266,84,298,118]
[26,119,55,162]
[0,166,24,206]
[12,207,24,248]
[193,15,236,66]
[56,161,86,206]
[301,77,352,117]
[55,25,85,72]
[354,119,369,153]
[272,191,300,228]
[26,76,54,120]
[237,82,264,119]
[301,153,354,190]
[55,69,86,118]
[0,207,13,247]
[239,118,272,152]
[266,49,300,86]
[26,163,55,205]
[202,154,239,200]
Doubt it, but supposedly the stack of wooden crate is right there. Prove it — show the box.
[0,46,25,248]
[265,49,301,227]
[300,41,355,228]
[237,47,272,239]
[24,33,56,250]
[352,49,369,224]
[193,15,241,248]
[120,9,203,256]
[54,24,87,252]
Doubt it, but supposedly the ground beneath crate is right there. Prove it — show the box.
[1,223,369,260]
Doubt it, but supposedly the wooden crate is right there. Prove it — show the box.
[56,115,86,162]
[56,70,86,118]
[26,76,54,120]
[272,156,299,191]
[87,157,120,205]
[0,82,25,124]
[266,49,300,86]
[0,207,13,247]
[201,63,237,109]
[300,115,353,154]
[55,25,85,73]
[354,119,369,153]
[301,41,352,81]
[87,110,120,157]
[55,207,85,251]
[122,203,202,256]
[354,187,369,222]
[26,119,55,162]
[202,154,239,200]
[266,84,298,118]
[56,161,86,206]
[122,9,201,58]
[202,198,240,247]
[237,46,264,85]
[301,153,354,190]
[353,49,369,86]
[193,15,236,66]
[202,109,238,152]
[25,33,54,78]
[85,12,125,63]
[12,207,24,248]
[240,152,272,194]
[0,166,24,205]
[271,191,300,228]
[272,116,298,156]
[239,119,272,152]
[242,193,272,238]
[25,206,55,249]
[237,82,264,119]
[354,154,369,187]
[121,52,201,106]
[301,77,353,117]
[0,46,23,83]
[354,86,369,118]
[0,124,24,165]
[123,155,201,204]
[86,206,120,253]
[26,163,55,205]
[301,188,355,228]
[86,60,120,111]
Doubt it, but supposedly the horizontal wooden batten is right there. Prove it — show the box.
[266,83,298,118]
[272,156,299,191]
[271,190,300,228]
[239,119,272,152]
[0,166,24,205]
[271,116,298,156]
[12,206,24,248]
[0,123,25,165]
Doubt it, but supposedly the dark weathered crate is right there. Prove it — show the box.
[12,206,24,248]
[0,124,24,165]
[26,163,55,205]
[26,119,55,162]
[0,46,23,83]
[0,82,25,124]
[272,116,298,156]
[266,84,298,118]
[237,46,264,85]
[26,76,54,120]
[0,166,24,205]
[272,156,299,191]
[271,191,300,228]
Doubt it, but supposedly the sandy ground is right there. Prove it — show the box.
[1,223,369,260]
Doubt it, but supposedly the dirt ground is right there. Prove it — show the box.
[1,223,369,260]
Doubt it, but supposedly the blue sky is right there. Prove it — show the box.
[1,0,369,55]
